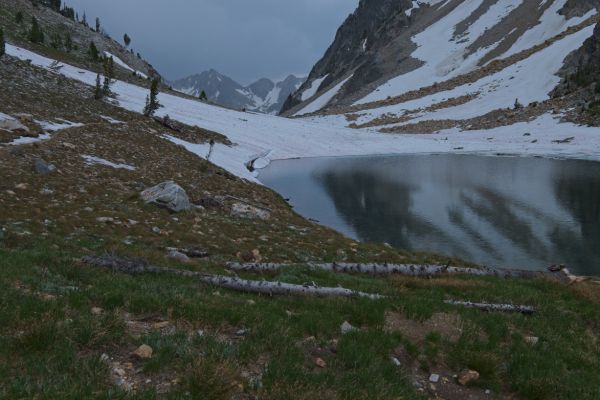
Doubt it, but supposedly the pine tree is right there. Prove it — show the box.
[199,90,207,101]
[95,17,100,32]
[143,78,161,117]
[102,57,114,95]
[15,11,24,24]
[64,33,72,52]
[50,32,62,49]
[94,73,103,99]
[29,17,44,43]
[88,41,99,61]
[82,13,87,27]
[0,27,5,57]
[123,33,131,47]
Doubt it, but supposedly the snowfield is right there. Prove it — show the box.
[5,43,600,183]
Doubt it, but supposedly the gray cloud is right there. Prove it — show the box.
[65,0,358,83]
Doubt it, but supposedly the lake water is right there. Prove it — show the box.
[260,154,600,275]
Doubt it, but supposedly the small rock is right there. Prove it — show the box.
[340,321,356,335]
[133,344,153,359]
[236,329,248,336]
[100,353,110,363]
[152,226,161,234]
[391,357,401,366]
[246,299,256,306]
[61,142,76,149]
[230,203,270,220]
[15,183,28,190]
[96,217,114,223]
[34,158,56,175]
[314,357,327,368]
[458,369,480,386]
[196,329,205,337]
[91,307,103,315]
[167,250,190,263]
[140,181,191,213]
[113,367,126,377]
[429,374,440,383]
[524,336,539,346]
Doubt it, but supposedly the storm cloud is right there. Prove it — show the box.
[65,0,358,83]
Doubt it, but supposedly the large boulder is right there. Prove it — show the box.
[140,181,191,213]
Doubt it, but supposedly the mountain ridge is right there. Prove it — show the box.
[171,70,304,114]
[282,0,600,129]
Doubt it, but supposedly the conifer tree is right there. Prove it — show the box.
[143,78,161,117]
[95,17,100,32]
[0,27,5,57]
[64,33,72,52]
[29,17,44,43]
[88,41,99,61]
[123,33,131,47]
[102,57,114,95]
[82,13,88,27]
[199,90,207,101]
[94,73,103,99]
[15,11,24,24]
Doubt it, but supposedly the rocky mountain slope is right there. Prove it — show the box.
[282,0,600,129]
[0,0,159,81]
[172,71,304,114]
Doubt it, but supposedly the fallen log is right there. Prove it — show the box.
[444,300,535,315]
[224,262,575,283]
[80,255,383,300]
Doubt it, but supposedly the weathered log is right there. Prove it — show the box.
[80,255,383,299]
[444,300,535,314]
[166,247,209,258]
[224,262,574,283]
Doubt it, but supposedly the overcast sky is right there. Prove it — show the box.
[65,0,358,84]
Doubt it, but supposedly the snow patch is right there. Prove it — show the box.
[301,75,329,101]
[81,155,136,171]
[295,74,354,116]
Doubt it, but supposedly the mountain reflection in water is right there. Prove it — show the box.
[260,154,600,275]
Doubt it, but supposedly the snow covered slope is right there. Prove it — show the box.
[6,43,600,184]
[283,0,599,123]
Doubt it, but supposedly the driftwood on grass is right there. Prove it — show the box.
[80,255,383,299]
[444,300,535,314]
[166,247,209,258]
[225,262,576,283]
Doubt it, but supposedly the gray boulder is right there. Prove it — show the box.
[140,181,191,213]
[34,158,56,175]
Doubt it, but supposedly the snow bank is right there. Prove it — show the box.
[6,43,600,183]
[104,51,148,79]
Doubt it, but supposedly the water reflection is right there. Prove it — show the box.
[260,154,600,274]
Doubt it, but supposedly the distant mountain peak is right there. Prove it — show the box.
[171,71,304,114]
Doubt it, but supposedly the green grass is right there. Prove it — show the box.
[1,243,599,399]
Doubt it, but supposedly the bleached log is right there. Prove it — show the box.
[444,300,535,314]
[225,262,574,282]
[80,255,383,299]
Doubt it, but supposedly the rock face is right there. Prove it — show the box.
[171,70,304,114]
[140,181,191,213]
